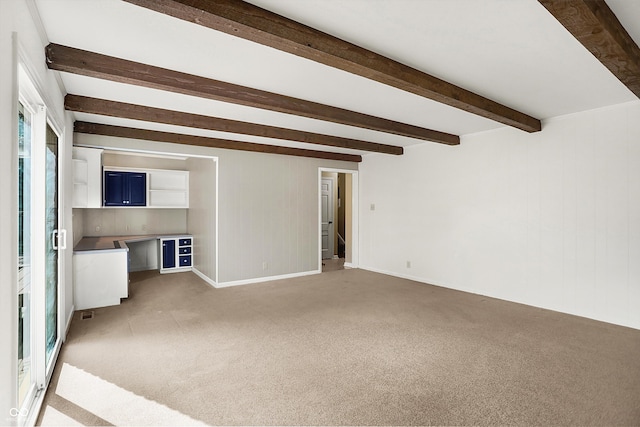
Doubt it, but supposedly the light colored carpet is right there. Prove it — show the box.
[321,257,345,272]
[38,268,640,426]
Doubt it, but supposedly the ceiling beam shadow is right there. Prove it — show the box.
[124,0,542,133]
[46,43,459,145]
[540,0,640,98]
[74,121,363,162]
[65,95,404,155]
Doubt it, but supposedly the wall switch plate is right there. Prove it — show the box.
[370,204,375,211]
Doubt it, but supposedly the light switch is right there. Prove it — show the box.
[370,204,375,211]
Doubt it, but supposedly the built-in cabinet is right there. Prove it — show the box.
[103,170,147,206]
[159,236,192,273]
[102,166,189,208]
[148,169,189,208]
[74,234,193,310]
[71,147,190,209]
[72,147,103,208]
[73,249,129,310]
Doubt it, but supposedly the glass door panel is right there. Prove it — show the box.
[18,102,35,407]
[45,124,59,365]
[16,65,66,427]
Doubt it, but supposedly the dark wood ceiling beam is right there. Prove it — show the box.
[539,0,640,98]
[46,44,459,145]
[65,94,404,155]
[124,0,542,133]
[74,121,362,162]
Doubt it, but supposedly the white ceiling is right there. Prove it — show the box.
[34,0,639,157]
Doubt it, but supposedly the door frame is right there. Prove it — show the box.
[15,51,67,427]
[317,168,359,270]
[320,175,335,260]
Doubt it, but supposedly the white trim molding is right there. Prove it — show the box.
[318,167,359,271]
[217,269,321,288]
[191,267,217,289]
[63,305,74,342]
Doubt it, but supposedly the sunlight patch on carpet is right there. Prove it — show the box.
[55,363,206,426]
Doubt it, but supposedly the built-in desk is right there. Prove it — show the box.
[74,234,188,251]
[73,234,191,310]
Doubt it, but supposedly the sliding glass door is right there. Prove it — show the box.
[18,101,36,411]
[16,64,65,425]
[45,124,59,367]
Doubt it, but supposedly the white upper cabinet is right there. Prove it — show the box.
[72,147,103,208]
[148,169,190,208]
[74,150,190,209]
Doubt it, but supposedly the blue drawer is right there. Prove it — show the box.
[179,238,191,246]
[179,255,192,267]
[179,247,191,254]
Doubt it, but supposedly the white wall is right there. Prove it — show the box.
[0,1,19,419]
[360,101,640,330]
[75,133,358,285]
[187,157,217,282]
[1,0,71,421]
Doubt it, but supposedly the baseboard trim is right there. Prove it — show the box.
[64,304,75,342]
[217,269,321,288]
[191,267,217,288]
[358,265,640,331]
[343,262,355,269]
[358,265,473,294]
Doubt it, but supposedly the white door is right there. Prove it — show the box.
[321,178,334,260]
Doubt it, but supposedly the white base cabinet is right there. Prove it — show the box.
[73,250,128,310]
[159,236,193,273]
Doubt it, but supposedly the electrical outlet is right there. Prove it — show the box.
[262,262,268,270]
[370,203,376,211]
[406,261,411,268]
[142,224,147,231]
[95,225,101,232]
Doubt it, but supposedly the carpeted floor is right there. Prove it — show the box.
[38,268,640,426]
[321,257,345,272]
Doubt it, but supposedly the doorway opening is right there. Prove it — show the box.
[319,168,358,273]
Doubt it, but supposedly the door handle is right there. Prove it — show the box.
[59,229,67,250]
[52,229,67,250]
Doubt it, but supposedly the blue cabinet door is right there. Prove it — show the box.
[104,171,127,206]
[128,173,146,206]
[162,239,175,269]
[103,171,146,206]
